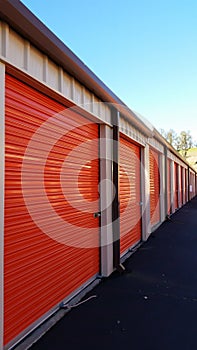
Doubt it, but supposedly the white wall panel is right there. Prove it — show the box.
[9,29,25,68]
[83,88,93,112]
[92,95,100,116]
[24,41,30,71]
[0,22,9,58]
[29,45,44,80]
[62,71,72,100]
[73,79,83,105]
[103,104,111,125]
[120,116,147,146]
[148,137,164,153]
[47,58,59,91]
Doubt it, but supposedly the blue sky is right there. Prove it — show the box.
[21,0,197,142]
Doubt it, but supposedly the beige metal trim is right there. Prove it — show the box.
[99,125,113,277]
[182,167,186,205]
[0,61,5,350]
[159,153,165,222]
[143,144,151,240]
[177,165,181,208]
[171,161,175,213]
[168,159,173,213]
[140,146,147,241]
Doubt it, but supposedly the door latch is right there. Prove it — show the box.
[93,212,101,218]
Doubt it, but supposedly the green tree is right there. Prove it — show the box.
[160,129,194,157]
[176,131,193,157]
[160,128,177,148]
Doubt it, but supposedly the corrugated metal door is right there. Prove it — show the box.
[174,163,178,209]
[149,148,160,226]
[4,75,100,346]
[167,159,171,215]
[119,135,141,255]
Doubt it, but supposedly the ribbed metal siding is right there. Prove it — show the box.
[174,163,178,209]
[119,135,141,255]
[4,75,99,346]
[149,148,160,226]
[167,159,171,215]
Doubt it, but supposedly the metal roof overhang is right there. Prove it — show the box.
[0,0,153,137]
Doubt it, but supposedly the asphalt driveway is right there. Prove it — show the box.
[29,196,197,350]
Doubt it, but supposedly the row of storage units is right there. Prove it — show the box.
[0,2,197,349]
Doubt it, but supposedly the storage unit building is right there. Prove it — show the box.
[0,1,196,349]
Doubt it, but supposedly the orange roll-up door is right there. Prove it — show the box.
[174,163,179,209]
[119,135,141,255]
[149,148,160,226]
[167,159,171,215]
[4,75,100,346]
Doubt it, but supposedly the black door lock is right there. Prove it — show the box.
[93,212,101,218]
